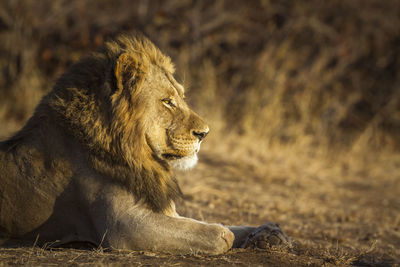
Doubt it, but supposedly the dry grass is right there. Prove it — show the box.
[0,138,398,266]
[0,0,399,266]
[177,135,400,265]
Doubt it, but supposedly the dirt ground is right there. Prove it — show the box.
[0,138,399,266]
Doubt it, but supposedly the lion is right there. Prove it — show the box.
[0,35,291,254]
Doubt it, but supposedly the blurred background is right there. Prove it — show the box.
[0,0,399,154]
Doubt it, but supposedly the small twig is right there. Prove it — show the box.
[97,229,108,251]
[32,234,39,249]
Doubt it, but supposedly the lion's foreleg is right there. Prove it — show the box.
[109,211,234,254]
[91,187,234,254]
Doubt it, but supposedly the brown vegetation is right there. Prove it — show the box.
[1,0,399,151]
[0,0,399,265]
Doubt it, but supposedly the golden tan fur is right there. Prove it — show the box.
[0,35,290,253]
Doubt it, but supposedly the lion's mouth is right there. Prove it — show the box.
[162,153,184,160]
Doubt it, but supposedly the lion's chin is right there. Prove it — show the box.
[169,153,198,171]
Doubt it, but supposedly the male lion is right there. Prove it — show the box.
[0,35,290,254]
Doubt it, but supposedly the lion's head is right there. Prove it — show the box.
[40,35,208,212]
[114,48,209,171]
[111,36,209,170]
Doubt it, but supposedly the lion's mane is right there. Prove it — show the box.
[6,36,181,212]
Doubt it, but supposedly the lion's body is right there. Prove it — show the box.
[0,113,93,245]
[0,35,289,254]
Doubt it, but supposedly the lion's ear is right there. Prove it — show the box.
[114,53,145,95]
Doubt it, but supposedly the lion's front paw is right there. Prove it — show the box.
[197,224,234,254]
[241,222,292,249]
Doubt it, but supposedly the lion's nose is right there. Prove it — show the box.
[192,129,209,141]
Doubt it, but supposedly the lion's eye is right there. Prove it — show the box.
[162,98,176,108]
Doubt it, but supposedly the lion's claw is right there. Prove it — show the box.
[241,222,293,249]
